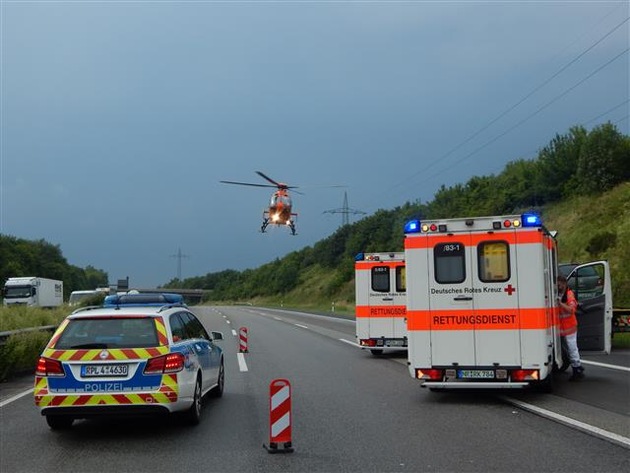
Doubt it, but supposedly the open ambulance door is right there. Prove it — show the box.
[568,261,613,354]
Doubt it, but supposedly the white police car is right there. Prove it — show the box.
[34,293,224,429]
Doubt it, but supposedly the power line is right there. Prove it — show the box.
[410,47,629,189]
[389,15,630,194]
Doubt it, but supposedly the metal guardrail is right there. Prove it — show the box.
[613,308,630,334]
[0,325,57,347]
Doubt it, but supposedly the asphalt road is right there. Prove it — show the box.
[0,305,628,472]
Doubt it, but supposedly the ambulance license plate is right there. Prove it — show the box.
[82,364,129,377]
[387,339,405,346]
[457,369,495,379]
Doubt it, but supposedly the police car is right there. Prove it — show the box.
[34,293,224,429]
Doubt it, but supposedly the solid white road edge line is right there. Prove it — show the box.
[502,396,630,450]
[237,353,248,372]
[0,388,33,408]
[581,359,630,372]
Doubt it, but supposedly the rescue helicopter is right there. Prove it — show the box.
[220,171,301,235]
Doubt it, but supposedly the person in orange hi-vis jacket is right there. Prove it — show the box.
[557,275,585,381]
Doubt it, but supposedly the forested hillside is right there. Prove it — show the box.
[166,123,630,307]
[0,236,108,299]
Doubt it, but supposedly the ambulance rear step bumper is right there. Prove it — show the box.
[422,381,529,389]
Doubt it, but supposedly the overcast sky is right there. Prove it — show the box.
[1,1,628,288]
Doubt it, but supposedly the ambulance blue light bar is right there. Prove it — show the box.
[404,219,421,234]
[521,213,542,227]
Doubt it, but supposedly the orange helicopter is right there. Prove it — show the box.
[220,171,301,235]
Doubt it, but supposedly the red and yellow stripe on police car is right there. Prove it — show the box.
[42,346,169,361]
[34,373,179,407]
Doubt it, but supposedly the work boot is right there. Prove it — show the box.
[569,366,585,381]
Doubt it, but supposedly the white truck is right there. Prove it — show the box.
[403,213,612,391]
[355,252,407,355]
[3,277,64,308]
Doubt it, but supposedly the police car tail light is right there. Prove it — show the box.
[511,369,539,381]
[416,369,443,380]
[36,357,65,377]
[144,353,185,374]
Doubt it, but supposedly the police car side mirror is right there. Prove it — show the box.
[211,331,224,341]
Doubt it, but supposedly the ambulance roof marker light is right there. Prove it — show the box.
[404,219,421,234]
[521,213,542,228]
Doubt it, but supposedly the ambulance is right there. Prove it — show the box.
[403,213,612,391]
[355,252,407,355]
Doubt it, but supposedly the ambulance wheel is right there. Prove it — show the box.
[46,415,73,430]
[370,349,383,356]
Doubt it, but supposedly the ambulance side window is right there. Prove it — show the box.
[396,266,406,292]
[478,241,510,282]
[371,266,390,292]
[434,243,465,284]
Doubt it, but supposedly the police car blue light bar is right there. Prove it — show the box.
[104,293,185,307]
[404,219,421,234]
[521,213,542,227]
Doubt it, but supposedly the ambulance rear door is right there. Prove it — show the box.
[368,260,407,342]
[428,229,521,367]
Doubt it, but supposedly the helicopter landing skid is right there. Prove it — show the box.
[260,218,297,235]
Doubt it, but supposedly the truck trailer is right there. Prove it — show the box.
[3,277,64,308]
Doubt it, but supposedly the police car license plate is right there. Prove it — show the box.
[82,364,129,377]
[457,369,495,379]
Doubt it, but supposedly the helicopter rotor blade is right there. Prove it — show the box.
[255,171,294,189]
[219,180,277,189]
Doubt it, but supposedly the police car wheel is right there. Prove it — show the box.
[185,376,203,426]
[370,349,383,356]
[210,361,224,398]
[46,415,73,430]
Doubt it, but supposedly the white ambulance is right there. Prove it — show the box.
[355,252,407,355]
[403,213,612,391]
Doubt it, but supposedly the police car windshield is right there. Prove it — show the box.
[55,318,159,349]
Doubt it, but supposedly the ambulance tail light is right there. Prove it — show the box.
[416,369,444,381]
[144,353,185,374]
[36,357,65,377]
[511,369,540,381]
[359,339,377,347]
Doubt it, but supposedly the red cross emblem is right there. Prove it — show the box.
[504,284,516,296]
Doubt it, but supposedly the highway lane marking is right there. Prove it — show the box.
[0,388,33,408]
[503,396,630,450]
[237,353,249,372]
[581,359,630,372]
[294,324,309,329]
[339,338,362,348]
[231,329,237,337]
[274,317,282,321]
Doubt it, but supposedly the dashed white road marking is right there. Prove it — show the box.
[294,323,309,329]
[237,353,249,372]
[231,329,237,337]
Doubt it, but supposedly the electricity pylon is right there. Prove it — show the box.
[323,191,366,227]
[170,248,189,281]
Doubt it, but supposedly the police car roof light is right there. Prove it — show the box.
[103,293,185,307]
[521,213,542,227]
[404,219,421,234]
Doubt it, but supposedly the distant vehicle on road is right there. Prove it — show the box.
[3,277,63,308]
[34,293,225,429]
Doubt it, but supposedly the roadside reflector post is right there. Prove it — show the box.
[263,378,294,454]
[239,327,248,353]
